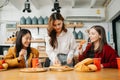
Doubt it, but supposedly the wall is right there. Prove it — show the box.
[116,21,120,55]
[0,2,113,48]
[107,0,120,21]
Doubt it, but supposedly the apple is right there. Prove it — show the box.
[0,60,5,65]
[0,65,3,69]
[2,63,8,69]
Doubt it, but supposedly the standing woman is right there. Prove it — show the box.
[45,12,76,66]
[77,25,119,68]
[4,29,39,68]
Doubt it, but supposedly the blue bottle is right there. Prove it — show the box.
[44,16,49,24]
[77,30,83,39]
[20,16,26,25]
[38,16,44,24]
[73,27,78,39]
[32,16,38,24]
[26,16,32,24]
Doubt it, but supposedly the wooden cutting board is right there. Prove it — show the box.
[20,68,47,73]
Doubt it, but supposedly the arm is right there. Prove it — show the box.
[67,33,77,62]
[78,43,92,61]
[4,47,19,68]
[102,45,119,68]
[45,37,58,64]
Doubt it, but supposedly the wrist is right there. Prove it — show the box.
[17,57,21,63]
[101,64,104,68]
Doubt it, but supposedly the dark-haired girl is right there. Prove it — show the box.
[4,29,39,68]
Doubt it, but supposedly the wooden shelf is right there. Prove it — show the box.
[5,39,45,44]
[65,24,83,28]
[17,24,48,28]
[5,41,15,44]
[31,39,45,43]
[0,55,4,59]
[39,51,48,58]
[5,39,84,44]
[17,23,83,28]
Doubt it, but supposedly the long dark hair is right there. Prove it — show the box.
[90,25,107,53]
[15,29,31,59]
[47,12,67,49]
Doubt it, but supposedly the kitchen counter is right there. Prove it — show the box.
[0,68,120,80]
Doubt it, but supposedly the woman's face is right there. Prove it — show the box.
[89,28,101,43]
[53,20,63,34]
[22,33,31,48]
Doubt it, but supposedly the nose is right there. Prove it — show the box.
[56,25,60,29]
[89,34,91,38]
[28,39,31,43]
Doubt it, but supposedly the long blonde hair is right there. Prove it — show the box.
[47,12,67,49]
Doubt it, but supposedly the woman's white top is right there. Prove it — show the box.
[45,31,77,63]
[24,50,28,68]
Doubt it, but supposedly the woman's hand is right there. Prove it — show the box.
[18,49,27,60]
[67,58,72,64]
[53,58,61,66]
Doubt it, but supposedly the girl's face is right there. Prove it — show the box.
[53,20,63,34]
[22,33,31,49]
[89,28,101,43]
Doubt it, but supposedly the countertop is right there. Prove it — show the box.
[0,68,120,80]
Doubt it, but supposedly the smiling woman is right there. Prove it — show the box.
[4,29,40,68]
[77,25,119,68]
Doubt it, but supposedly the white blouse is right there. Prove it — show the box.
[45,31,77,63]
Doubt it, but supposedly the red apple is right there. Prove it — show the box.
[0,60,5,65]
[0,65,3,69]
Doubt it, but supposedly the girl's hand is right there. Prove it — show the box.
[77,40,86,50]
[101,64,103,68]
[36,62,42,68]
[18,49,27,60]
[77,44,83,50]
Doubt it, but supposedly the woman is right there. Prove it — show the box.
[78,25,119,68]
[45,12,76,66]
[4,29,39,68]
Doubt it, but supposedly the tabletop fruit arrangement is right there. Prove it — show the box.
[0,59,8,70]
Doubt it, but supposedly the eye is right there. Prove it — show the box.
[58,23,61,26]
